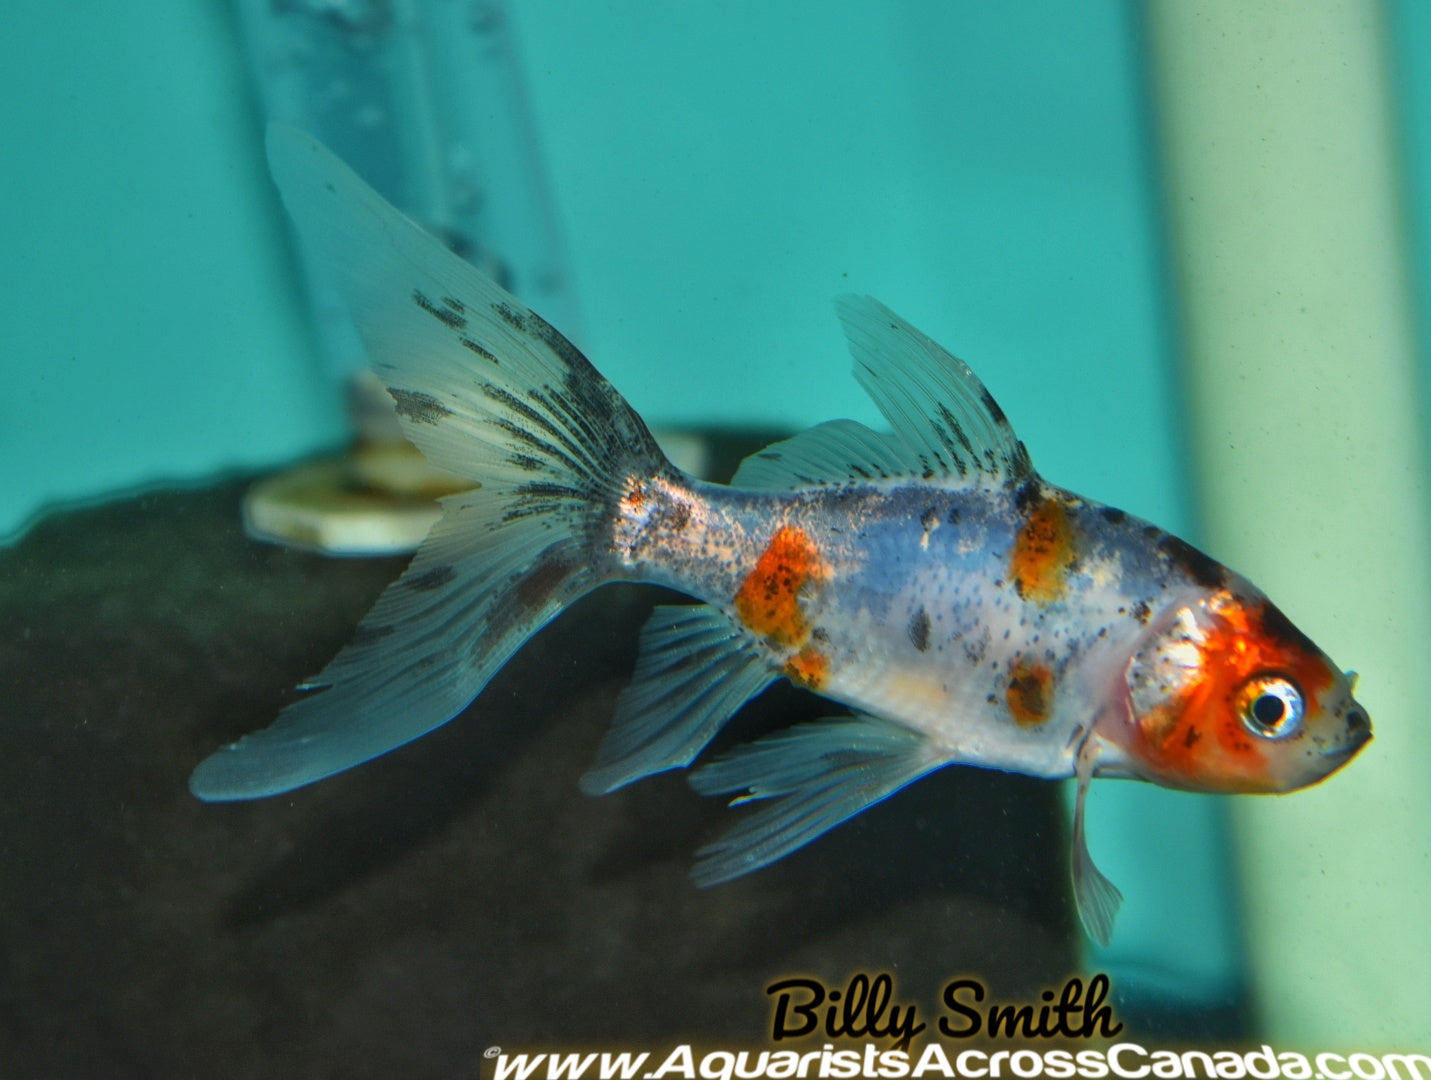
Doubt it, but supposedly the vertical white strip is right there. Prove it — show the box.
[1146,0,1431,1047]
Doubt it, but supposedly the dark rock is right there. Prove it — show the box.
[0,469,1073,1078]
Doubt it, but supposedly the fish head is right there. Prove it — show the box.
[1107,585,1371,793]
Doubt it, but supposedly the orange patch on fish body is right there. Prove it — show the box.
[735,525,827,649]
[783,645,829,690]
[621,478,647,512]
[1011,495,1077,605]
[1006,657,1054,727]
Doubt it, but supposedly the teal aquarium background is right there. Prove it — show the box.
[2,0,1426,1060]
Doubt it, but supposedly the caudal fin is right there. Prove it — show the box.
[190,127,669,800]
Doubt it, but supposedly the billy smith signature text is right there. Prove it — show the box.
[767,974,1123,1052]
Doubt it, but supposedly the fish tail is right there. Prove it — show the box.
[189,126,670,800]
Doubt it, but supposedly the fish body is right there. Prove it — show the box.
[613,477,1146,782]
[192,128,1371,943]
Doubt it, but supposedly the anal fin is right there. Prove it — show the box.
[580,604,775,794]
[688,712,946,886]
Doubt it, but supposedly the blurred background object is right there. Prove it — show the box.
[1145,0,1431,1049]
[235,0,578,553]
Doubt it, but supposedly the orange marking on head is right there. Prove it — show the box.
[1135,593,1337,791]
[734,525,828,648]
[783,645,829,690]
[1011,495,1077,606]
[1006,657,1054,727]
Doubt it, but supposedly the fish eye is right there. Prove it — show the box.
[1237,675,1304,739]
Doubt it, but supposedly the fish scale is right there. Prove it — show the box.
[191,126,1372,946]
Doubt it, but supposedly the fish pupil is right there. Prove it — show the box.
[1253,693,1285,727]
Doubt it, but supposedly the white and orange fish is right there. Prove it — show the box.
[192,128,1372,943]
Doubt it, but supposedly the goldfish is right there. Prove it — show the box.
[191,127,1372,944]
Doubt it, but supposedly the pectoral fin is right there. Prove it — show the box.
[1071,736,1123,947]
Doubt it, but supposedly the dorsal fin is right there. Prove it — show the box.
[836,295,1033,483]
[730,419,911,490]
[730,300,1035,492]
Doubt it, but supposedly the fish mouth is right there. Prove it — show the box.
[1323,716,1372,762]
